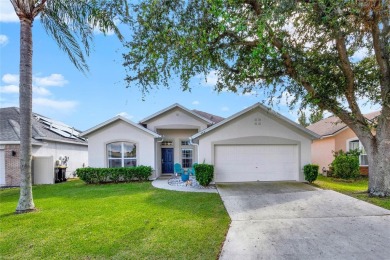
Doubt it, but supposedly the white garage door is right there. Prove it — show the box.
[214,145,299,182]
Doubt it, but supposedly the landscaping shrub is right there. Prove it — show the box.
[194,164,214,186]
[303,164,319,183]
[331,150,360,179]
[76,166,153,184]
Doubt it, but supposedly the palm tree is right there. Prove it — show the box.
[10,0,128,213]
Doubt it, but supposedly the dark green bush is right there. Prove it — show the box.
[194,164,214,186]
[303,164,319,183]
[76,166,153,184]
[331,150,360,179]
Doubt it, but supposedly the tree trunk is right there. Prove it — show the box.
[362,115,390,197]
[16,18,35,213]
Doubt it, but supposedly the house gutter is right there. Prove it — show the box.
[34,137,88,146]
[154,136,164,179]
[189,137,199,164]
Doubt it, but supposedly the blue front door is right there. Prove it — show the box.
[162,148,174,174]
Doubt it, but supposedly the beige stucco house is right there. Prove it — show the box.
[82,103,319,182]
[307,111,380,174]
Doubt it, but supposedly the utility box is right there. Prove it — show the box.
[33,156,54,184]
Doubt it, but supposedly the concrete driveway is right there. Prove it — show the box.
[217,182,390,260]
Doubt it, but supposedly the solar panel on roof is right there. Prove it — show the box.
[38,117,80,134]
[34,115,85,141]
[45,126,77,139]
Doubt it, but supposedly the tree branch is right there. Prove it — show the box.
[334,31,365,123]
[372,8,390,103]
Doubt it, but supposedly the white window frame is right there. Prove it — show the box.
[346,138,368,166]
[107,142,137,168]
[181,148,193,168]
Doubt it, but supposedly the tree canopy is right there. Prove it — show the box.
[124,0,390,195]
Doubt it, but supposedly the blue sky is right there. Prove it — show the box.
[0,1,379,131]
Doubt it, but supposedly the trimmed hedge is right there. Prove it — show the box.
[303,164,319,183]
[194,164,214,186]
[76,166,153,184]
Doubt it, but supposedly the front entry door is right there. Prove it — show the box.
[162,148,174,174]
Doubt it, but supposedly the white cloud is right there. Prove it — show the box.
[92,18,119,36]
[93,26,115,36]
[0,0,18,22]
[279,91,295,106]
[352,47,369,61]
[0,34,9,46]
[2,73,68,88]
[221,106,229,112]
[0,84,18,93]
[2,73,18,84]
[33,74,68,87]
[0,85,51,96]
[33,86,51,96]
[201,70,219,86]
[33,98,78,110]
[117,112,134,119]
[192,100,200,105]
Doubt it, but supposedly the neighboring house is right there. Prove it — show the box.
[82,103,319,182]
[0,107,88,186]
[307,111,380,175]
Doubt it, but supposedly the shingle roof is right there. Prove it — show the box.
[139,103,214,125]
[81,115,161,138]
[192,103,320,140]
[306,111,381,137]
[0,107,87,145]
[192,109,225,124]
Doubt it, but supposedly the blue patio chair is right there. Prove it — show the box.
[174,163,184,176]
[188,163,198,176]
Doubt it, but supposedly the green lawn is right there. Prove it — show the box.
[312,175,390,210]
[0,180,230,259]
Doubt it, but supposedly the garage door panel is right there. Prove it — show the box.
[215,145,298,182]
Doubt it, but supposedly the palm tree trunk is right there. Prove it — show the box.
[16,18,35,213]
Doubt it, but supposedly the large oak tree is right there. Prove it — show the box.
[124,0,390,196]
[11,0,128,213]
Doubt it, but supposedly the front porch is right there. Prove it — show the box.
[155,128,199,177]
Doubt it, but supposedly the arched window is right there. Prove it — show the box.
[107,142,137,168]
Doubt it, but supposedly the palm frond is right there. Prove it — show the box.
[40,0,129,72]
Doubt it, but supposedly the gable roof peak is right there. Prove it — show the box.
[81,115,161,138]
[139,103,214,124]
[191,102,319,140]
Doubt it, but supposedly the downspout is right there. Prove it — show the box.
[189,137,199,164]
[155,136,164,179]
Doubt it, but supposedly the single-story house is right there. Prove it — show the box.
[82,103,319,182]
[0,107,88,186]
[306,111,380,175]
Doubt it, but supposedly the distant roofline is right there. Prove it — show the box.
[307,110,381,137]
[81,115,161,138]
[139,103,214,125]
